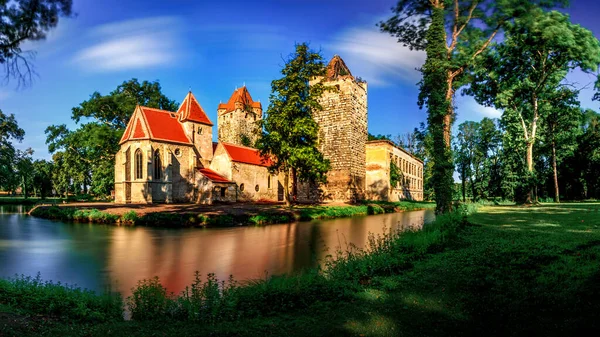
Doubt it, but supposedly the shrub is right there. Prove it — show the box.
[121,210,139,224]
[0,274,122,322]
[127,277,176,321]
[367,204,385,215]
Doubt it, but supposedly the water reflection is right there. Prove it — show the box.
[0,208,433,296]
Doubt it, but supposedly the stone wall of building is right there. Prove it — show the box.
[231,162,278,201]
[365,140,424,202]
[181,122,213,167]
[311,77,368,202]
[217,106,262,146]
[114,140,197,204]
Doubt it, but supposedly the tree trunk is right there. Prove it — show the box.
[461,167,466,203]
[284,168,290,207]
[291,167,298,203]
[552,139,560,203]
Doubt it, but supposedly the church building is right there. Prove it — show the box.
[114,55,424,204]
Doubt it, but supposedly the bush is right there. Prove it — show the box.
[121,210,139,224]
[367,204,385,215]
[0,274,122,322]
[127,277,175,321]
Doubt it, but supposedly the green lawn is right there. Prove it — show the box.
[3,203,600,336]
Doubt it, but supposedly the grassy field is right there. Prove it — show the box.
[2,203,600,336]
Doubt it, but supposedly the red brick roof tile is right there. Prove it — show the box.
[178,92,213,125]
[221,142,272,167]
[218,86,262,113]
[120,106,192,145]
[198,168,233,183]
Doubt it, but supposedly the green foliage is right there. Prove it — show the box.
[367,204,385,215]
[121,211,139,224]
[389,161,401,189]
[0,110,25,192]
[0,0,73,86]
[368,133,393,142]
[256,43,331,203]
[0,273,122,322]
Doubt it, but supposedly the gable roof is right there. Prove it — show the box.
[220,142,272,167]
[177,91,213,126]
[198,168,233,183]
[120,106,192,145]
[218,86,262,113]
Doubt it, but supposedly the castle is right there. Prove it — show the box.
[114,55,424,204]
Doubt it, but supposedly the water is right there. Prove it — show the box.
[0,205,434,296]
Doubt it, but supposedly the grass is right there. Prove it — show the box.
[4,202,600,336]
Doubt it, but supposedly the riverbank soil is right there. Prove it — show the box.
[3,202,600,336]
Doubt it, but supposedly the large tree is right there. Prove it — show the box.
[0,109,24,191]
[256,43,331,205]
[1,0,73,86]
[469,9,600,203]
[46,79,178,196]
[380,0,565,212]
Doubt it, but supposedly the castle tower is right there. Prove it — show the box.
[217,86,263,147]
[311,55,368,202]
[177,91,214,166]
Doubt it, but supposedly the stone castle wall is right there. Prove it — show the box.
[312,77,368,202]
[217,107,261,146]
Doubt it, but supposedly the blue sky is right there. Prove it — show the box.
[1,0,600,160]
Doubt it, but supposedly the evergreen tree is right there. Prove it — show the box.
[256,43,331,205]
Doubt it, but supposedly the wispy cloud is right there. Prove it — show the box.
[329,26,425,86]
[72,16,181,71]
[455,96,503,123]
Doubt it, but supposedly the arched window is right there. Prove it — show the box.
[153,149,161,180]
[135,149,143,179]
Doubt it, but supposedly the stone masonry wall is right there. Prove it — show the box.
[312,77,368,202]
[217,107,261,146]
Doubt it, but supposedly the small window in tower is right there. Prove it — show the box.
[267,175,271,189]
[197,127,203,135]
[255,185,260,192]
[239,183,245,192]
[174,148,181,157]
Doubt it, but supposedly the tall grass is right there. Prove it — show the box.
[0,274,122,322]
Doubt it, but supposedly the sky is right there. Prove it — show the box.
[1,0,600,160]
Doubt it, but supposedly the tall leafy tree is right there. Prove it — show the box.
[380,0,564,212]
[469,9,600,203]
[0,109,24,191]
[256,43,331,205]
[46,79,178,196]
[32,159,53,198]
[454,121,478,202]
[1,0,73,86]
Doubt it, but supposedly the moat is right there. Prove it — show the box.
[0,205,434,296]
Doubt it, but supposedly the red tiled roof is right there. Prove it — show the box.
[120,117,134,143]
[218,86,262,113]
[198,168,233,183]
[178,92,213,125]
[221,142,272,167]
[141,107,192,144]
[131,119,146,139]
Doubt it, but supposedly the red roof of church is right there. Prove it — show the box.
[198,168,233,183]
[220,142,272,167]
[218,86,262,113]
[119,106,192,145]
[178,91,213,125]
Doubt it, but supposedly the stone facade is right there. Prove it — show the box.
[308,55,368,202]
[217,87,262,146]
[365,140,424,202]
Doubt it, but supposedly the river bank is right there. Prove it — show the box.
[3,202,600,336]
[28,200,435,227]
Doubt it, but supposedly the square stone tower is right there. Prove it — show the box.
[311,55,368,202]
[177,91,214,167]
[217,86,263,147]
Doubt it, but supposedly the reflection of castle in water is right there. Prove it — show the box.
[106,211,433,296]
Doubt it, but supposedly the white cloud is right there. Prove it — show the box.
[329,27,425,86]
[455,96,503,124]
[72,16,181,71]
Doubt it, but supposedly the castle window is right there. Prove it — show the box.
[174,148,181,157]
[240,183,245,192]
[221,187,226,197]
[268,175,271,189]
[135,149,143,179]
[197,127,203,135]
[153,149,162,180]
[255,185,260,192]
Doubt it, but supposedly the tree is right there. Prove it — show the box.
[256,43,331,205]
[469,9,600,203]
[14,148,33,197]
[0,109,25,191]
[380,0,565,212]
[46,79,178,196]
[32,159,53,198]
[454,121,478,202]
[1,0,73,86]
